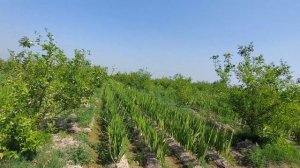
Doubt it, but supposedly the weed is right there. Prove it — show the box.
[68,143,94,165]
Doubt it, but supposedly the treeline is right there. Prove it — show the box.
[0,32,107,159]
[113,70,236,123]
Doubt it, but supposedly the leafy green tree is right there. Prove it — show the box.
[0,31,107,159]
[213,43,300,141]
[12,32,68,128]
[113,69,152,90]
[57,49,107,110]
[211,53,235,85]
[0,75,45,159]
[170,74,195,105]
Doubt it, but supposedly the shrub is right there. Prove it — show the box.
[34,147,66,168]
[75,106,96,128]
[262,142,300,163]
[245,147,265,168]
[246,141,300,167]
[0,159,33,168]
[68,144,94,165]
[0,146,66,168]
[0,31,107,159]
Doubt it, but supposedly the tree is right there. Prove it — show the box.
[211,53,235,85]
[213,43,299,141]
[113,69,152,90]
[0,31,107,159]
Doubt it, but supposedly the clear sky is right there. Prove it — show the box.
[0,0,300,82]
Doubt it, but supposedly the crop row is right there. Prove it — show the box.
[100,81,168,165]
[100,80,233,166]
[112,83,233,158]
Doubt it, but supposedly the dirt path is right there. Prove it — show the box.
[165,155,182,168]
[165,135,202,168]
[88,116,103,168]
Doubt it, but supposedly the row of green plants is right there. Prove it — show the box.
[139,89,232,157]
[100,82,168,165]
[111,82,233,160]
[113,70,238,127]
[0,32,107,160]
[100,84,129,163]
[113,43,300,145]
[111,82,168,164]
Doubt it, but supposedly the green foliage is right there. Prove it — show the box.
[0,159,34,168]
[211,53,235,85]
[75,106,96,128]
[262,142,300,163]
[68,144,94,165]
[34,147,66,168]
[245,146,265,168]
[107,116,129,162]
[116,71,237,126]
[0,31,107,160]
[56,49,106,110]
[246,141,300,167]
[213,43,300,141]
[102,81,168,164]
[113,69,152,90]
[0,146,66,168]
[0,75,46,159]
[110,81,232,161]
[168,74,195,105]
[100,85,129,163]
[2,31,300,167]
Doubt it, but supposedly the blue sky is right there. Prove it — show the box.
[0,0,300,82]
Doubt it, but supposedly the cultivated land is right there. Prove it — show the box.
[1,33,300,168]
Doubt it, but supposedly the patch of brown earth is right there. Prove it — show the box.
[205,151,230,168]
[52,134,80,149]
[144,153,161,168]
[87,116,104,168]
[165,155,182,168]
[65,161,83,168]
[69,123,92,133]
[229,139,256,167]
[130,129,161,168]
[116,155,130,168]
[127,143,143,168]
[107,155,130,168]
[166,135,202,168]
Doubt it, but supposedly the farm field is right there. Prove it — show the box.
[1,33,300,168]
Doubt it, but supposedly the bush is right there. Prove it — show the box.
[245,147,265,168]
[262,142,300,163]
[0,31,107,159]
[34,147,66,168]
[0,159,33,168]
[68,144,94,165]
[0,146,66,168]
[246,141,300,167]
[75,106,96,128]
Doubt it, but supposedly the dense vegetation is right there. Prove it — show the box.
[0,32,107,159]
[1,32,300,167]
